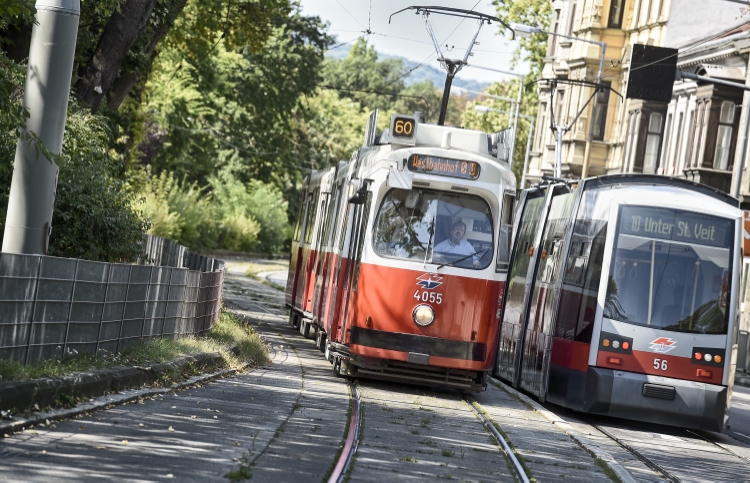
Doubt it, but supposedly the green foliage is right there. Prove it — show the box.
[47,102,148,262]
[135,169,289,254]
[144,7,332,187]
[462,79,537,183]
[0,0,33,29]
[210,173,288,254]
[134,170,219,251]
[321,39,460,126]
[493,0,551,80]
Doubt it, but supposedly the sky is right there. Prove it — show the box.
[298,0,529,85]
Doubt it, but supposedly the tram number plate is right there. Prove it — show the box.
[653,358,668,371]
[414,290,443,304]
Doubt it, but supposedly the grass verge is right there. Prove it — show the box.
[0,307,270,383]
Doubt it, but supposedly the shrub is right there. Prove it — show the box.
[134,170,219,251]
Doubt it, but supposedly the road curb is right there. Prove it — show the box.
[0,362,251,436]
[735,374,750,389]
[0,351,228,413]
[489,377,637,483]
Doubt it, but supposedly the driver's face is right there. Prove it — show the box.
[450,224,465,244]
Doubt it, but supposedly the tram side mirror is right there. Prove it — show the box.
[348,180,369,205]
[387,168,413,190]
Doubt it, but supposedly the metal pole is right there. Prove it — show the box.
[509,75,524,171]
[438,63,458,126]
[2,0,80,255]
[581,43,606,180]
[555,127,564,178]
[521,116,535,188]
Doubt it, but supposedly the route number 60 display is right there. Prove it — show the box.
[653,358,668,371]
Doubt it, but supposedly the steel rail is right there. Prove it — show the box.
[328,380,362,483]
[464,396,530,483]
[683,428,750,465]
[592,423,680,482]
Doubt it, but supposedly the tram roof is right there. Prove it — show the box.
[583,174,739,207]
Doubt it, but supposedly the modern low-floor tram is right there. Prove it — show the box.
[495,174,742,431]
[286,112,517,390]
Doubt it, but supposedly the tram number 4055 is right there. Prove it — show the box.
[653,358,668,371]
[414,290,443,304]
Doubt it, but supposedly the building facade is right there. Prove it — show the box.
[525,0,749,187]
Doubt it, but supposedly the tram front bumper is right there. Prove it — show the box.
[583,367,728,432]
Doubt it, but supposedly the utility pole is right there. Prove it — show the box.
[2,0,80,255]
[513,23,606,179]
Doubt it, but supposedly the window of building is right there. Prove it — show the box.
[568,2,578,35]
[549,9,561,56]
[714,101,735,170]
[537,102,547,149]
[555,90,566,125]
[592,82,611,140]
[662,113,672,173]
[673,111,684,174]
[608,0,626,28]
[643,112,663,173]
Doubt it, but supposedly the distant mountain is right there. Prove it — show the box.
[325,48,490,93]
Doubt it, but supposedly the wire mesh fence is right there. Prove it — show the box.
[0,236,224,364]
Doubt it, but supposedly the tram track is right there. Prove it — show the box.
[591,422,681,482]
[464,395,531,483]
[586,418,750,482]
[328,380,362,483]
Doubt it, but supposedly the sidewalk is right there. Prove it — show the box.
[737,373,750,388]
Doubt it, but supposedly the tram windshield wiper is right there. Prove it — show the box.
[436,247,489,270]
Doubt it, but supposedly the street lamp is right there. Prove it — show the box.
[464,64,526,175]
[475,105,536,188]
[511,22,607,179]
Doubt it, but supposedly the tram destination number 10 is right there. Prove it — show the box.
[414,290,443,304]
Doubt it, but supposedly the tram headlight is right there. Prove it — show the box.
[602,339,610,347]
[714,355,722,363]
[612,340,620,349]
[413,305,435,327]
[704,353,712,362]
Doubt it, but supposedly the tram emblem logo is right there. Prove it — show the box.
[649,337,676,354]
[416,273,443,290]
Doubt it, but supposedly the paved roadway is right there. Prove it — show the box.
[729,383,750,445]
[2,262,750,481]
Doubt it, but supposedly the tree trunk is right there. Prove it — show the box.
[74,0,157,110]
[105,0,188,110]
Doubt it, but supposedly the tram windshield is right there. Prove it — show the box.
[604,206,734,334]
[373,189,493,269]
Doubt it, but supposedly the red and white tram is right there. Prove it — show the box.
[286,112,516,390]
[495,174,742,431]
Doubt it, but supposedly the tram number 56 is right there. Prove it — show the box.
[414,290,442,304]
[653,358,668,371]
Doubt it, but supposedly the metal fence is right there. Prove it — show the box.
[0,237,224,364]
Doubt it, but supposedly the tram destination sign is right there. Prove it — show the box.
[407,154,480,180]
[619,206,732,248]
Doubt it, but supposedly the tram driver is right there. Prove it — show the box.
[433,220,479,267]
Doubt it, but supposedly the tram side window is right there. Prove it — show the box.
[496,191,515,273]
[305,193,319,244]
[293,194,308,242]
[603,205,734,334]
[352,193,373,292]
[372,189,494,270]
[556,192,608,342]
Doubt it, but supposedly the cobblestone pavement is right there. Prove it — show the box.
[349,381,513,482]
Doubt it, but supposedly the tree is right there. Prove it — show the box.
[142,7,332,187]
[462,79,537,181]
[492,0,551,80]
